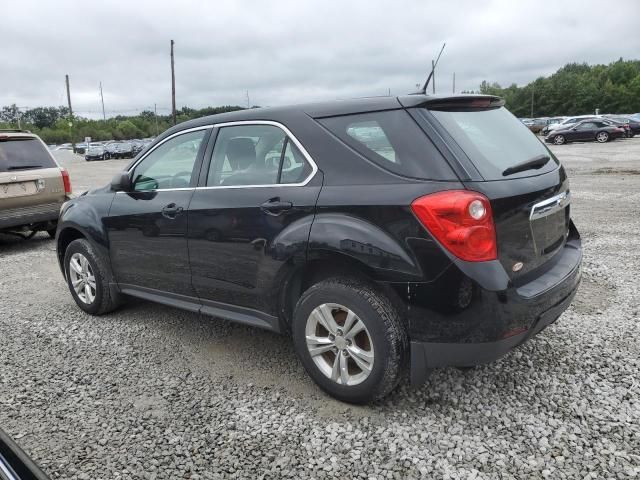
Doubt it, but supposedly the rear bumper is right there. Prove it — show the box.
[406,237,582,384]
[0,202,61,230]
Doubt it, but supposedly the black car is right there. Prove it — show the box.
[56,94,582,403]
[606,116,640,137]
[84,146,108,161]
[115,142,134,159]
[0,427,49,479]
[545,119,625,145]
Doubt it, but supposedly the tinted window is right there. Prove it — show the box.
[577,122,596,130]
[132,129,206,191]
[0,137,57,172]
[320,110,453,180]
[280,140,312,184]
[206,124,313,186]
[429,106,558,180]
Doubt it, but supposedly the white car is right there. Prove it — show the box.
[546,115,601,133]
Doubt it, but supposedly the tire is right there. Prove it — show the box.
[63,238,121,315]
[553,135,565,145]
[596,131,609,143]
[292,277,408,404]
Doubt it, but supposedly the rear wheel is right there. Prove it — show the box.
[553,135,565,145]
[292,277,407,404]
[64,238,121,315]
[596,131,609,143]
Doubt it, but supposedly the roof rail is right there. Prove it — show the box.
[0,128,32,133]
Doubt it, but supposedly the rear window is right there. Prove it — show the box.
[428,107,558,180]
[319,109,454,180]
[0,137,57,172]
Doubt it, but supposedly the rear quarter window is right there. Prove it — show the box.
[319,109,455,180]
[0,137,57,172]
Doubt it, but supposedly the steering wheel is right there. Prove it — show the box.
[170,171,192,188]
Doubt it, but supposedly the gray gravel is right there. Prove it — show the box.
[1,140,639,479]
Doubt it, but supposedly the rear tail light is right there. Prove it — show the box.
[411,190,497,262]
[60,168,72,195]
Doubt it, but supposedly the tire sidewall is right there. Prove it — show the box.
[63,239,105,314]
[554,135,565,145]
[292,281,399,403]
[597,132,609,143]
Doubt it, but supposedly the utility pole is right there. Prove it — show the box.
[245,90,250,108]
[65,74,75,152]
[171,40,176,125]
[99,82,106,121]
[431,60,436,94]
[453,72,456,94]
[531,86,534,118]
[17,108,21,130]
[154,103,159,136]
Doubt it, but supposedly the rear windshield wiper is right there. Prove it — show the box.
[502,154,550,176]
[7,165,43,170]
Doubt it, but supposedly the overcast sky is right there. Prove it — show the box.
[2,0,639,118]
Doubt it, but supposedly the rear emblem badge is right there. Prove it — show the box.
[512,262,524,272]
[36,179,46,191]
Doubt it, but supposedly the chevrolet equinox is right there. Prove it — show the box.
[56,94,582,403]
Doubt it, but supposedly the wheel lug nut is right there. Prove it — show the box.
[342,350,349,356]
[336,329,343,336]
[328,334,335,341]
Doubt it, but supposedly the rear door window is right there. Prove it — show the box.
[319,110,454,180]
[0,137,57,172]
[428,107,559,180]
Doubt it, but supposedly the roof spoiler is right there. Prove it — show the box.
[400,95,504,111]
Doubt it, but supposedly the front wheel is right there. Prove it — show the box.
[64,238,121,315]
[292,277,408,404]
[553,135,566,145]
[596,131,609,143]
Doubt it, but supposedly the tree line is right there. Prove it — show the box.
[467,59,640,118]
[0,105,244,144]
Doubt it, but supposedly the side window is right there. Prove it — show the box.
[577,122,595,130]
[280,140,313,184]
[206,124,313,186]
[319,109,453,180]
[346,121,397,163]
[132,130,206,191]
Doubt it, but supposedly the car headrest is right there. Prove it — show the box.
[226,138,256,170]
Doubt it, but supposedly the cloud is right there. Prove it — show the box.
[1,0,638,118]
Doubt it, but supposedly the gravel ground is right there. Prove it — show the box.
[1,140,639,479]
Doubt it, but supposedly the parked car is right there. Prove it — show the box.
[130,140,145,155]
[0,129,72,238]
[605,116,639,137]
[544,119,625,144]
[0,427,49,479]
[525,118,547,134]
[56,94,582,403]
[85,145,108,161]
[601,118,632,137]
[545,115,600,135]
[115,142,134,158]
[104,142,119,158]
[540,117,567,135]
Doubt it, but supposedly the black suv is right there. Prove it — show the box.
[56,94,582,403]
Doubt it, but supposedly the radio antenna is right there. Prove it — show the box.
[420,42,446,94]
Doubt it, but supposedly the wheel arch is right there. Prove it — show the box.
[277,251,407,334]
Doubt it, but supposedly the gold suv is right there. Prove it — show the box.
[0,129,72,238]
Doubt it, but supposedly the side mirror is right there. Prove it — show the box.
[111,172,132,192]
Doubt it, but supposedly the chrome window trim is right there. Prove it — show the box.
[121,120,318,193]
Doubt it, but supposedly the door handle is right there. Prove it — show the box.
[162,202,184,219]
[260,198,292,216]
